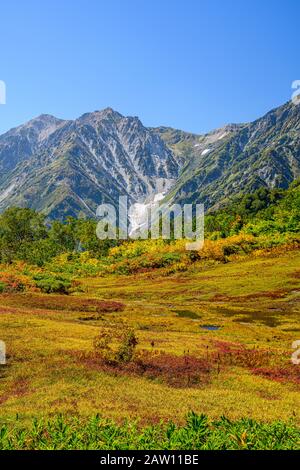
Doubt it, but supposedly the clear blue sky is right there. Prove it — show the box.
[0,0,299,135]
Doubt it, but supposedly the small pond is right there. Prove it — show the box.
[200,324,221,331]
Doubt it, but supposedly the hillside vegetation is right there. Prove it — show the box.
[0,179,299,280]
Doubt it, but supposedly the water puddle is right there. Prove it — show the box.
[200,324,221,331]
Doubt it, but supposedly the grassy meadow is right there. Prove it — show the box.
[0,183,299,448]
[0,248,299,438]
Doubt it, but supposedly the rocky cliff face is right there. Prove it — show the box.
[0,100,299,219]
[0,114,65,175]
[156,100,300,210]
[0,108,179,218]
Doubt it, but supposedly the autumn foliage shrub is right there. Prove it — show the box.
[199,234,257,262]
[0,273,34,293]
[93,327,138,364]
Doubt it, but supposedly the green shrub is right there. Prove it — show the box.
[33,274,71,294]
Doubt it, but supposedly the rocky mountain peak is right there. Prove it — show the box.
[0,100,299,219]
[0,108,179,218]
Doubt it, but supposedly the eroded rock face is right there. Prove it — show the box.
[0,100,299,219]
[155,101,300,210]
[0,108,179,218]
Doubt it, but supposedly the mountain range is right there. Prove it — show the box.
[0,100,299,219]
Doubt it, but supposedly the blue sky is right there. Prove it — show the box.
[0,0,299,135]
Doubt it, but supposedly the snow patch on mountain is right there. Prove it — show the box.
[128,192,165,237]
[217,132,227,140]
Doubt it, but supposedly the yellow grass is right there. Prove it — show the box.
[0,250,299,426]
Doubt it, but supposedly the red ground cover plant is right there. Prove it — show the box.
[212,340,300,386]
[68,337,289,389]
[252,365,300,385]
[211,290,289,302]
[0,376,29,405]
[71,349,213,388]
[212,340,272,368]
[0,293,125,313]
